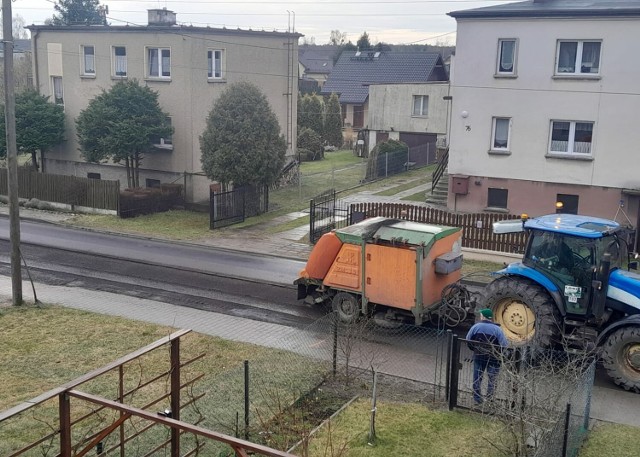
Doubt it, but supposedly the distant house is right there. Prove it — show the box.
[298,45,338,88]
[446,0,640,232]
[27,9,300,202]
[0,39,31,60]
[321,50,448,153]
[321,51,448,131]
[367,82,450,164]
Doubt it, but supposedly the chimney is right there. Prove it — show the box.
[148,8,177,26]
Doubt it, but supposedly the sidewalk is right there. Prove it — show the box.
[1,274,639,427]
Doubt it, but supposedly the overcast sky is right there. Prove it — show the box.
[16,0,514,45]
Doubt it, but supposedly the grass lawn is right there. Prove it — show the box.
[400,190,427,202]
[461,259,504,283]
[305,399,504,457]
[0,304,326,455]
[66,154,437,240]
[578,422,640,457]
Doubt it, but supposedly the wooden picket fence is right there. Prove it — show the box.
[350,202,528,253]
[0,168,120,211]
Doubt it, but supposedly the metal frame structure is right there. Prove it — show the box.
[0,329,294,457]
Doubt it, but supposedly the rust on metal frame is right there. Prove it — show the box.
[68,390,297,457]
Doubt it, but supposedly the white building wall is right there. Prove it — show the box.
[368,83,449,134]
[450,17,640,190]
[32,27,298,202]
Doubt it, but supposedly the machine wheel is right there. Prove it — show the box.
[332,292,360,324]
[601,327,640,393]
[482,277,561,347]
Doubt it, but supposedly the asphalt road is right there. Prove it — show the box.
[2,218,640,424]
[0,218,304,285]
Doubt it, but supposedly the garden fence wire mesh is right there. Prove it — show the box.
[446,336,596,457]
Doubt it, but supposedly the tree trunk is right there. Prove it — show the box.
[30,150,39,171]
[125,157,132,188]
[134,150,141,188]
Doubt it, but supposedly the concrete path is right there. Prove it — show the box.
[2,275,640,427]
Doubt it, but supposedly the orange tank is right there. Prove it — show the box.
[298,232,343,280]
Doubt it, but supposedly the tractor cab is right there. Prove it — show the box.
[524,230,629,316]
[496,214,633,319]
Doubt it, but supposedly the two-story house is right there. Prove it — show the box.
[28,9,300,202]
[447,0,640,233]
[320,50,448,143]
[367,81,450,165]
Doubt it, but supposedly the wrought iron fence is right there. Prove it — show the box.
[210,187,245,229]
[309,189,353,244]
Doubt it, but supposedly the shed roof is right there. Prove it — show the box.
[320,51,447,104]
[449,0,640,19]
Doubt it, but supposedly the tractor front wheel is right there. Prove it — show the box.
[602,327,640,393]
[332,292,360,324]
[482,277,561,347]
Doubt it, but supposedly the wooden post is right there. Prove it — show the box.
[119,365,125,456]
[59,392,72,457]
[244,360,250,440]
[170,337,181,457]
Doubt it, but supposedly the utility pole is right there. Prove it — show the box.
[3,0,23,305]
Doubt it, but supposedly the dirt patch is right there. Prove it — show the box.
[255,372,443,451]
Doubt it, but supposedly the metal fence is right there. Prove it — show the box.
[210,185,269,229]
[309,189,354,244]
[0,168,120,211]
[351,202,529,253]
[364,147,424,181]
[441,334,596,457]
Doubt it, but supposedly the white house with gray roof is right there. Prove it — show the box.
[320,50,448,153]
[27,9,300,202]
[447,0,640,236]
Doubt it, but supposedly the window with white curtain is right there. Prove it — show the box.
[496,39,517,75]
[112,46,127,77]
[491,117,511,151]
[549,120,594,155]
[52,76,64,105]
[207,49,224,79]
[81,45,95,75]
[412,95,428,116]
[556,40,601,75]
[147,47,171,78]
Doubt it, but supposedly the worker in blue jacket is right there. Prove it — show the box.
[466,308,509,404]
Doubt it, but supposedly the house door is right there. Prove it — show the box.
[353,105,365,128]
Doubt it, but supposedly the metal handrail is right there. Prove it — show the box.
[431,148,449,193]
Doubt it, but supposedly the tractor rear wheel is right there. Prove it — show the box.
[482,277,561,347]
[602,327,640,393]
[332,292,360,324]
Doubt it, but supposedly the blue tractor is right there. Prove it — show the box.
[487,214,640,391]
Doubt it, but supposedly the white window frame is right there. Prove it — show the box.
[490,117,511,152]
[555,40,602,76]
[111,46,127,78]
[548,120,594,156]
[496,39,517,76]
[81,45,95,76]
[207,49,225,80]
[412,95,428,117]
[146,46,171,79]
[51,76,64,105]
